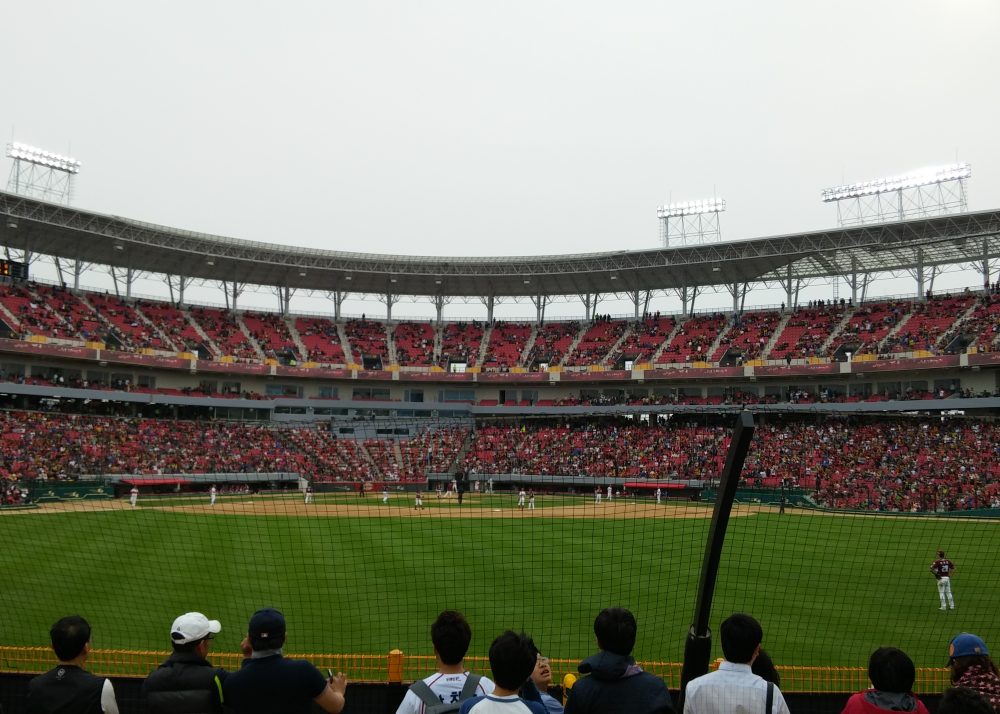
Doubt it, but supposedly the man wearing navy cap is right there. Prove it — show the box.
[142,612,227,714]
[223,608,347,714]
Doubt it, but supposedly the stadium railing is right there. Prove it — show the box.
[0,647,951,694]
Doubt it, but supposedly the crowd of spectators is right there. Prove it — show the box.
[0,411,470,485]
[1,410,1000,513]
[4,281,1000,373]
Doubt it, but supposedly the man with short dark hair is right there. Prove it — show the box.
[396,610,494,714]
[683,613,790,714]
[142,612,227,714]
[459,632,546,714]
[28,615,119,714]
[564,607,672,714]
[223,608,346,714]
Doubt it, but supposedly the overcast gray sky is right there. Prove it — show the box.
[4,0,999,318]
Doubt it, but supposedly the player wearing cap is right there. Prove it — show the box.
[28,615,119,714]
[947,633,1000,711]
[209,487,217,507]
[142,612,227,714]
[129,487,139,508]
[930,550,956,610]
[223,608,346,714]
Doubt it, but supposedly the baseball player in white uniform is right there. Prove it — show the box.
[517,488,526,510]
[304,485,314,504]
[209,486,217,506]
[656,487,662,505]
[129,486,139,508]
[607,485,613,501]
[595,486,602,504]
[382,487,389,505]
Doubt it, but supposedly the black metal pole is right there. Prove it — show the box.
[677,411,756,712]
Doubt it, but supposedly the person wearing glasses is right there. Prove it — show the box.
[143,612,228,714]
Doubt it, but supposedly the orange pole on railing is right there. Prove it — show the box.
[388,648,403,683]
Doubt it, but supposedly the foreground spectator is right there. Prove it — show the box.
[750,650,780,687]
[28,615,118,714]
[564,607,673,714]
[223,608,346,714]
[938,686,996,714]
[947,633,1000,712]
[396,610,494,714]
[841,647,928,713]
[528,649,564,714]
[460,631,546,714]
[683,613,789,714]
[142,612,226,714]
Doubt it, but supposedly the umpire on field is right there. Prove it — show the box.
[142,612,227,714]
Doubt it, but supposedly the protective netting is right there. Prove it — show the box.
[1,409,997,691]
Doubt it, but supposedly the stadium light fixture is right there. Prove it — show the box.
[6,142,81,174]
[821,163,971,202]
[205,259,215,266]
[657,197,726,219]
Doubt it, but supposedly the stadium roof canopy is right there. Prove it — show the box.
[1,190,999,299]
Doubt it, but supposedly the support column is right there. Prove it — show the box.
[481,295,495,323]
[981,237,992,291]
[915,248,925,299]
[435,296,445,323]
[125,268,135,299]
[226,281,245,311]
[849,257,859,305]
[279,286,292,315]
[579,293,593,321]
[784,264,793,310]
[73,259,83,290]
[382,292,400,321]
[532,295,549,324]
[329,291,347,321]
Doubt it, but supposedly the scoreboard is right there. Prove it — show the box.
[0,259,28,280]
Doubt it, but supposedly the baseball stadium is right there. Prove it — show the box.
[1,156,999,713]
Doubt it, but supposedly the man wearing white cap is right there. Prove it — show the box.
[142,612,227,714]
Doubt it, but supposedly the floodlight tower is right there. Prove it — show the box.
[821,163,970,228]
[6,142,81,205]
[657,198,726,247]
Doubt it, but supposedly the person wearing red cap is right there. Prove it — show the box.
[948,634,1000,713]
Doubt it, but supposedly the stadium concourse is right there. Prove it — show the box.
[0,410,998,513]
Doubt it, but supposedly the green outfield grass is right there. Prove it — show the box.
[1,493,996,675]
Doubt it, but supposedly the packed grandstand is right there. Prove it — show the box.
[1,190,1000,516]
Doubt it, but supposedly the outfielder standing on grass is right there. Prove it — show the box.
[129,486,139,508]
[931,550,956,610]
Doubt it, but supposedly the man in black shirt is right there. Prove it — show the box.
[28,615,119,714]
[143,612,227,714]
[223,608,347,714]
